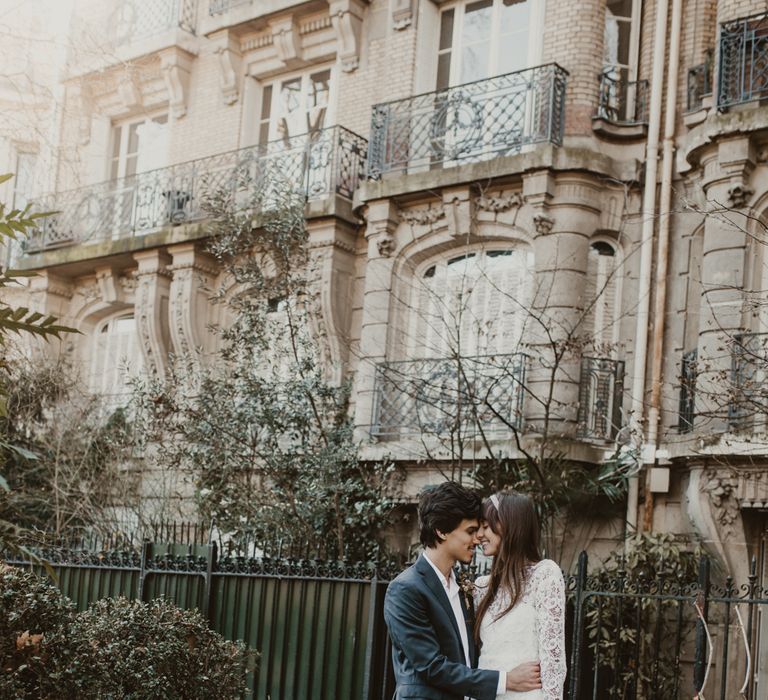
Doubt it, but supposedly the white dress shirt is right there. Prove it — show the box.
[423,553,506,697]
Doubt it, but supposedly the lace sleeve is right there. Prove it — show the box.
[532,560,566,700]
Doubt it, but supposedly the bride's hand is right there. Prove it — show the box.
[505,661,542,691]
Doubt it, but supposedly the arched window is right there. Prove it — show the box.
[583,240,621,350]
[89,314,143,405]
[408,247,534,359]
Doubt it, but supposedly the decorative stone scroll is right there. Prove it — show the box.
[392,0,414,29]
[329,0,367,72]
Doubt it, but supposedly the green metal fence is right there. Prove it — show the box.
[12,535,398,700]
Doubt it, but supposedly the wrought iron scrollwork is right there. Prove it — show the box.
[718,13,768,108]
[576,357,625,442]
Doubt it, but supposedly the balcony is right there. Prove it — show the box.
[728,333,768,431]
[25,126,366,253]
[718,12,768,109]
[576,357,625,442]
[367,64,567,178]
[208,0,247,14]
[112,0,197,45]
[592,69,648,140]
[370,354,527,440]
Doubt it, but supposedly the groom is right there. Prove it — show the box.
[384,482,541,699]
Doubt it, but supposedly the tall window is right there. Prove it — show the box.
[436,0,538,89]
[409,247,533,358]
[109,114,169,181]
[258,68,333,145]
[89,314,143,408]
[583,240,621,351]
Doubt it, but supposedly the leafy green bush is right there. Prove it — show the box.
[0,564,76,698]
[65,597,248,699]
[0,566,248,699]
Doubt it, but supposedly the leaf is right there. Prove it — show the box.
[0,474,8,491]
[8,444,39,461]
[0,173,13,185]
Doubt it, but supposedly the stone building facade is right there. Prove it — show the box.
[7,0,768,586]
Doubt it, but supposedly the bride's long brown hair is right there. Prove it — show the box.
[474,491,542,645]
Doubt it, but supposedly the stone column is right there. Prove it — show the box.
[523,171,598,436]
[167,243,218,359]
[353,199,398,441]
[696,137,755,430]
[27,271,75,359]
[133,250,173,375]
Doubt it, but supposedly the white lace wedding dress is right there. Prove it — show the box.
[474,559,566,700]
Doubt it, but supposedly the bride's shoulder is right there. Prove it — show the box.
[474,573,491,589]
[530,558,564,581]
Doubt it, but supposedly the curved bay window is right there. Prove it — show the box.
[89,314,143,410]
[372,247,533,439]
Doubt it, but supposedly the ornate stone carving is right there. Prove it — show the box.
[726,183,754,208]
[77,282,100,303]
[475,192,523,213]
[398,205,445,226]
[119,272,138,295]
[117,67,142,111]
[533,213,555,235]
[442,187,474,238]
[392,0,413,29]
[376,234,395,257]
[133,251,172,375]
[703,468,740,538]
[160,48,194,119]
[329,0,366,72]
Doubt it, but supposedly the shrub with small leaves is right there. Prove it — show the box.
[0,564,76,698]
[65,597,249,699]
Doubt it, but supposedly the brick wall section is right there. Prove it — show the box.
[335,0,417,140]
[543,0,604,136]
[717,0,766,23]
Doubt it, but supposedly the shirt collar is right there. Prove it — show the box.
[423,551,456,591]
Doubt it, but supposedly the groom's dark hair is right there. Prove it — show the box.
[419,481,482,548]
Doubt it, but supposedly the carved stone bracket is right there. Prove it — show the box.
[392,0,414,29]
[329,0,367,72]
[133,251,173,375]
[160,48,195,119]
[442,187,474,238]
[117,66,143,112]
[212,31,242,105]
[533,213,555,235]
[270,17,303,68]
[365,200,399,258]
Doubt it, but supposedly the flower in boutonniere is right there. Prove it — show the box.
[456,570,476,615]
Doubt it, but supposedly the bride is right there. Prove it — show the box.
[474,492,566,699]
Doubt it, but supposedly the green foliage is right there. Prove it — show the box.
[0,357,136,534]
[0,564,76,697]
[65,597,249,699]
[585,533,701,699]
[133,178,402,559]
[0,565,249,699]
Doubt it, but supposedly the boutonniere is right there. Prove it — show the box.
[457,570,476,616]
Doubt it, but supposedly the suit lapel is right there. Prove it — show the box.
[455,568,477,665]
[415,554,463,650]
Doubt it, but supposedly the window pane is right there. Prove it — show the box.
[13,153,37,210]
[127,123,140,156]
[308,70,331,108]
[462,42,491,83]
[260,85,273,121]
[500,0,529,34]
[607,0,633,19]
[439,9,455,51]
[280,78,302,115]
[463,1,493,44]
[437,53,452,90]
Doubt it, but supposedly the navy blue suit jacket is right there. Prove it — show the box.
[383,554,500,700]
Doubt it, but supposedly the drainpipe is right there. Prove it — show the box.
[644,0,684,533]
[626,0,669,536]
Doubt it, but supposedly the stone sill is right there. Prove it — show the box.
[17,195,357,274]
[358,433,615,466]
[356,142,641,206]
[591,117,648,141]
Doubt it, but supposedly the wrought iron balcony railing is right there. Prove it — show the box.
[729,332,768,430]
[25,126,367,253]
[367,63,567,177]
[113,0,197,44]
[718,12,768,108]
[678,349,697,433]
[687,51,713,111]
[596,69,649,124]
[370,354,527,440]
[576,357,625,442]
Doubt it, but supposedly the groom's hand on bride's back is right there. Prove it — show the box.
[505,661,542,691]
